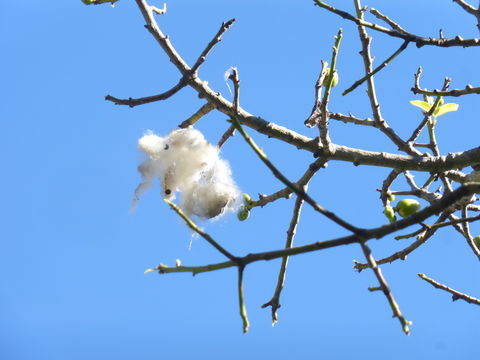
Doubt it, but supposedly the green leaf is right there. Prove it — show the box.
[410,100,432,113]
[434,103,459,117]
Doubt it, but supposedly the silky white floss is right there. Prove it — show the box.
[133,127,240,219]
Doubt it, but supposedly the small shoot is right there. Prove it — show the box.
[410,96,458,124]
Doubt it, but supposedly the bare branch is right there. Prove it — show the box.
[412,84,480,97]
[353,0,420,157]
[164,200,238,263]
[178,102,216,128]
[305,61,329,127]
[314,0,480,47]
[237,267,250,333]
[124,0,480,173]
[452,0,478,15]
[262,185,307,325]
[151,183,480,276]
[369,8,408,33]
[317,30,343,153]
[359,240,411,335]
[231,114,364,234]
[191,18,236,74]
[418,273,480,305]
[329,112,376,126]
[105,77,187,107]
[342,40,409,96]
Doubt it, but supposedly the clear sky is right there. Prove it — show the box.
[1,1,479,359]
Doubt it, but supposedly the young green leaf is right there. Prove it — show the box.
[435,103,459,117]
[410,100,432,113]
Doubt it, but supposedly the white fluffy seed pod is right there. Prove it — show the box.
[133,127,240,219]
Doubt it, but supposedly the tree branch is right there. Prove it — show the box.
[105,77,187,107]
[360,240,411,335]
[314,0,480,47]
[418,273,480,305]
[150,184,480,276]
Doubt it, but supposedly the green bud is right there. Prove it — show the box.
[237,207,250,221]
[383,205,396,223]
[325,68,339,87]
[473,236,480,249]
[395,199,421,218]
[243,193,252,204]
[387,193,395,202]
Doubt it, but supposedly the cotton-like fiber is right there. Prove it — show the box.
[133,127,240,219]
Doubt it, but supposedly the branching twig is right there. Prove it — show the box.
[418,273,480,305]
[359,240,411,335]
[354,211,451,271]
[262,186,307,325]
[353,0,420,157]
[150,184,480,275]
[407,75,451,145]
[315,0,480,47]
[230,113,364,235]
[394,214,480,240]
[191,18,236,74]
[249,158,328,208]
[412,84,480,97]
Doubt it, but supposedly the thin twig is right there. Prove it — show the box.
[359,240,411,335]
[249,158,328,208]
[407,76,451,145]
[329,112,376,126]
[217,68,241,148]
[164,200,238,262]
[146,183,480,276]
[178,102,216,128]
[305,62,329,127]
[412,84,480,97]
[217,124,237,148]
[380,169,401,205]
[452,0,480,33]
[191,18,236,74]
[105,77,187,107]
[230,114,364,234]
[343,40,409,96]
[369,8,408,33]
[317,30,343,152]
[262,185,307,325]
[418,273,480,305]
[353,0,420,157]
[238,266,250,333]
[314,0,480,47]
[354,212,451,271]
[394,214,480,240]
[461,206,480,260]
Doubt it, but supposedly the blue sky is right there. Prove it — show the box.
[1,0,479,359]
